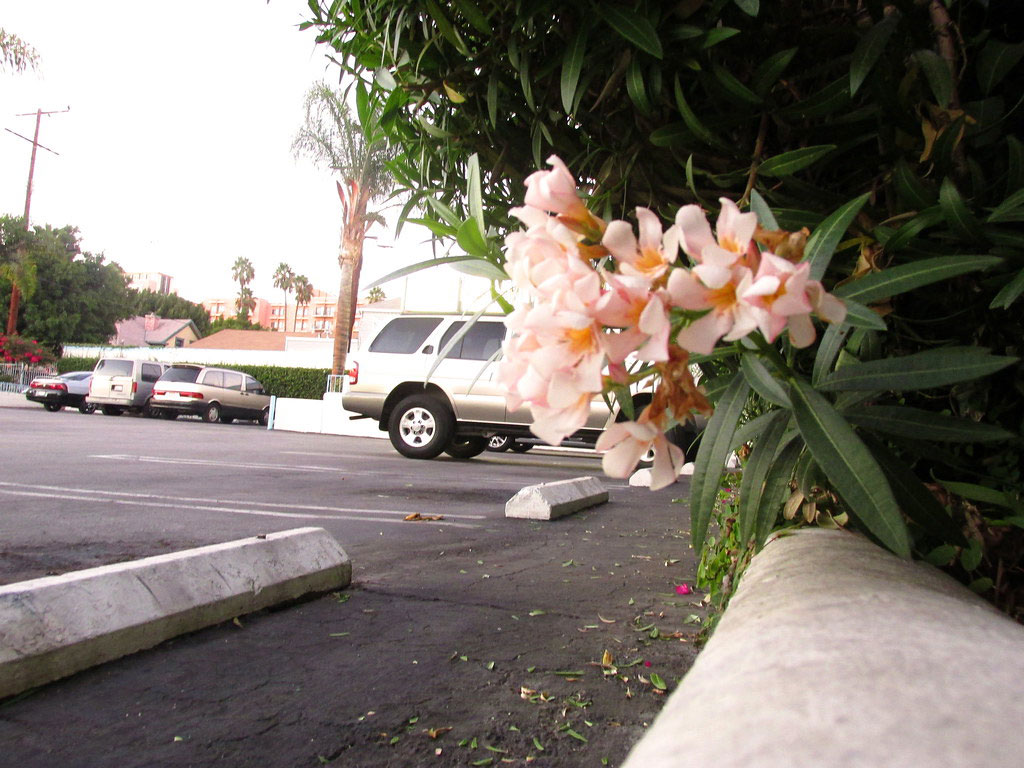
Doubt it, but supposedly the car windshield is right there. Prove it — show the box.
[159,367,201,383]
[95,359,133,376]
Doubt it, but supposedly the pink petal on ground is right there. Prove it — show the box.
[675,583,693,595]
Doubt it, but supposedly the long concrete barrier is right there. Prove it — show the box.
[0,527,351,700]
[623,529,1024,768]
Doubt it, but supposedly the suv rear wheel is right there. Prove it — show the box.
[388,394,454,459]
[445,436,488,459]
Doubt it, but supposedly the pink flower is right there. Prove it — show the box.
[593,273,671,364]
[644,660,653,667]
[675,583,693,595]
[595,406,684,490]
[675,198,759,268]
[523,155,606,239]
[602,207,680,281]
[666,257,762,355]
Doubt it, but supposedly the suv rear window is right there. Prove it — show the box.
[438,321,506,361]
[95,359,133,376]
[369,317,443,354]
[160,366,201,383]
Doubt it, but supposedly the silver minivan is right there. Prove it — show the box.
[87,358,167,416]
[151,365,271,425]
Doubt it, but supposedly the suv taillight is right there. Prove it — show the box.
[132,381,138,394]
[347,361,359,386]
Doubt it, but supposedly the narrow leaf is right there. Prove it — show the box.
[749,190,778,229]
[850,10,901,96]
[834,255,1002,304]
[892,157,937,209]
[882,206,946,253]
[365,255,505,290]
[986,188,1024,223]
[626,56,652,114]
[758,145,835,177]
[752,47,798,97]
[487,73,499,127]
[818,347,1018,392]
[712,64,761,106]
[977,39,1024,95]
[674,76,726,150]
[733,0,759,17]
[912,49,953,108]
[841,299,887,331]
[456,218,489,259]
[939,177,985,241]
[467,154,484,232]
[813,322,853,385]
[453,0,491,35]
[754,438,803,545]
[741,353,790,407]
[989,267,1024,309]
[690,376,750,552]
[804,193,870,281]
[703,28,740,48]
[789,380,910,557]
[846,406,1015,442]
[738,410,790,542]
[561,27,588,114]
[939,480,1015,509]
[600,5,663,58]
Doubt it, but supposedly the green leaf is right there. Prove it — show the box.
[758,145,835,177]
[846,406,1015,442]
[789,380,910,557]
[839,299,887,331]
[818,347,1018,392]
[861,436,964,544]
[487,72,499,128]
[939,177,985,241]
[977,39,1024,95]
[600,5,663,59]
[961,539,983,571]
[738,410,790,543]
[674,76,726,151]
[987,188,1024,224]
[754,438,803,545]
[733,0,759,16]
[404,216,457,239]
[892,157,937,209]
[690,375,750,552]
[450,258,509,282]
[850,9,901,96]
[649,672,667,690]
[804,194,870,281]
[749,190,778,229]
[752,47,797,97]
[813,322,852,385]
[712,64,761,106]
[467,154,484,232]
[741,353,790,407]
[365,255,505,290]
[989,267,1024,309]
[912,49,953,108]
[834,255,1002,304]
[561,27,588,114]
[456,218,489,259]
[626,56,652,114]
[649,123,691,148]
[452,0,491,35]
[881,206,945,253]
[939,481,1016,509]
[703,28,740,49]
[424,0,469,55]
[425,195,461,228]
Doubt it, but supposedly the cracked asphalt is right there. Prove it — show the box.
[0,407,703,767]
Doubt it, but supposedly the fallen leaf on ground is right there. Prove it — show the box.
[404,512,444,521]
[425,727,453,739]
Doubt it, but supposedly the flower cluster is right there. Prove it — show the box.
[498,156,847,489]
[0,333,54,365]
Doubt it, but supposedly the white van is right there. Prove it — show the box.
[87,358,167,416]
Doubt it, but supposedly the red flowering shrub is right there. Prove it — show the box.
[0,334,56,366]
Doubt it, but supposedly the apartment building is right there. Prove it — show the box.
[202,296,273,327]
[267,289,338,334]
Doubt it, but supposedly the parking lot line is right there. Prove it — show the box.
[0,482,484,528]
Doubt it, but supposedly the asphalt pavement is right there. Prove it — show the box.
[0,401,704,767]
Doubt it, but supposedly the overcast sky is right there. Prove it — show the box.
[1,0,465,307]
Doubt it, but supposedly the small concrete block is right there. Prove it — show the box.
[505,476,608,520]
[0,527,351,700]
[679,462,696,476]
[629,468,654,487]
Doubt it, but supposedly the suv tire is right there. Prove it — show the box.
[445,436,488,459]
[388,394,454,459]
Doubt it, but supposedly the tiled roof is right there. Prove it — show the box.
[187,329,320,351]
[111,317,197,346]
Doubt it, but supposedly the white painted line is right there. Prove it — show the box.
[90,454,350,474]
[0,482,483,529]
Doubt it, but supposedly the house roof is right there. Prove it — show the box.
[111,316,199,346]
[187,329,319,351]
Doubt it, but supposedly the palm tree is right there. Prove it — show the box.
[293,83,393,375]
[365,286,386,304]
[1,216,36,334]
[231,256,254,323]
[273,262,295,331]
[293,275,313,332]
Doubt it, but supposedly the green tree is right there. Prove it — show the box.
[128,289,211,336]
[273,262,295,331]
[231,256,255,322]
[365,285,386,304]
[0,221,133,351]
[0,216,37,317]
[292,82,394,374]
[293,274,313,332]
[209,316,267,333]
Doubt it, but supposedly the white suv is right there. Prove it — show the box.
[343,314,702,461]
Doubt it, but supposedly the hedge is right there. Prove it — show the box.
[58,357,330,400]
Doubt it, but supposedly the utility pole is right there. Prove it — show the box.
[4,106,70,335]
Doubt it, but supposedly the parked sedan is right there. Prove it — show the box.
[25,371,96,413]
[152,365,271,425]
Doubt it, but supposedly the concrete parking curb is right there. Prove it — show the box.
[505,476,608,520]
[0,527,351,700]
[622,529,1024,768]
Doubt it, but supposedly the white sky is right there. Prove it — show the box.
[1,0,486,309]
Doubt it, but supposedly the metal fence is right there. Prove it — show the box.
[0,362,57,393]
